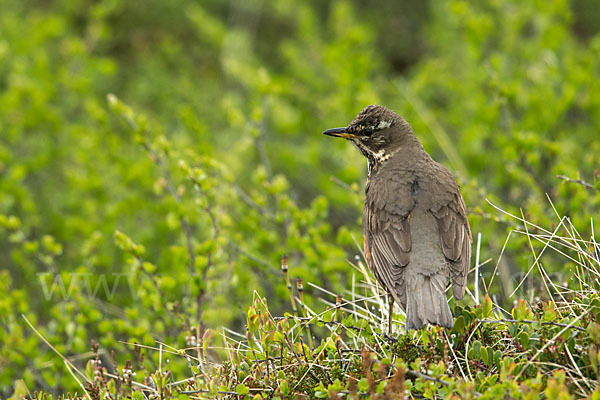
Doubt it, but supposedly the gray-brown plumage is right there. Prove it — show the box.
[323,105,471,331]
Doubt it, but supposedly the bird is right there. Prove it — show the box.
[323,105,471,332]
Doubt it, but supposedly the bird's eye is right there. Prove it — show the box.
[363,128,373,136]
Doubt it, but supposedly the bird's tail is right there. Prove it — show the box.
[405,273,453,330]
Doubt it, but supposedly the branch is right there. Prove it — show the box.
[135,255,177,328]
[556,175,598,191]
[233,184,275,219]
[188,175,220,332]
[330,175,360,194]
[113,102,198,281]
[142,142,197,274]
[478,317,586,332]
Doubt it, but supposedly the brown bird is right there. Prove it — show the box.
[323,105,471,332]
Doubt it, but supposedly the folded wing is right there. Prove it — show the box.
[430,192,471,299]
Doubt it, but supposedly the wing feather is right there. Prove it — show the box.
[431,192,471,299]
[363,198,412,309]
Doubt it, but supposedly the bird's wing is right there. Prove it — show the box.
[430,184,471,300]
[363,179,414,309]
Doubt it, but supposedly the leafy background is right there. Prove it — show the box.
[1,0,600,396]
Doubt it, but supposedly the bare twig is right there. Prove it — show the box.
[477,318,586,332]
[232,243,282,276]
[557,175,597,191]
[330,176,360,194]
[406,370,450,387]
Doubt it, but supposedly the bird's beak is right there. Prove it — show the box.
[322,127,355,139]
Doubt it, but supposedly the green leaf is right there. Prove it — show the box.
[279,379,289,396]
[481,295,493,318]
[472,341,481,359]
[480,346,489,364]
[519,331,530,349]
[358,378,369,392]
[131,392,145,400]
[235,383,249,395]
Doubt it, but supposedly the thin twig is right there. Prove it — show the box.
[188,175,220,331]
[330,176,360,194]
[477,318,586,332]
[557,175,597,191]
[406,370,449,387]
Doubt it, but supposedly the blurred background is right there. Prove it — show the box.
[1,0,600,394]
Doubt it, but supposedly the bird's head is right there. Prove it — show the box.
[322,105,412,163]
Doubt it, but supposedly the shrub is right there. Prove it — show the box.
[2,0,600,397]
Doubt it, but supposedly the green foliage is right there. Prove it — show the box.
[1,0,600,397]
[40,279,600,399]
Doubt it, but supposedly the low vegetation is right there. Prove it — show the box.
[2,0,600,398]
[15,201,600,399]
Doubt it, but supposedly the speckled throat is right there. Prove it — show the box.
[351,139,396,177]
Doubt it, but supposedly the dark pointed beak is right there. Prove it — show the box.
[322,127,355,139]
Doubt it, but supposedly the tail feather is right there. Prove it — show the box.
[405,273,453,330]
